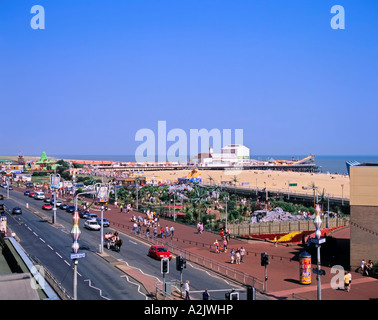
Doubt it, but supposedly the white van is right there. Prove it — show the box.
[34,191,45,200]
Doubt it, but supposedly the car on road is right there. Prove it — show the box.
[51,200,62,207]
[42,203,53,210]
[85,213,98,220]
[148,245,172,260]
[34,191,45,200]
[60,204,68,210]
[28,191,35,198]
[79,210,91,219]
[66,205,75,213]
[84,220,101,231]
[0,204,5,214]
[24,190,30,196]
[96,217,110,227]
[0,194,3,200]
[12,207,22,215]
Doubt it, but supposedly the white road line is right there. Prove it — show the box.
[39,238,45,243]
[33,232,38,237]
[84,279,111,300]
[120,275,148,299]
[47,245,54,250]
[64,260,70,266]
[129,240,137,245]
[27,227,32,231]
[56,252,63,259]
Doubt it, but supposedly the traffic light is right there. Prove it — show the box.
[176,256,187,271]
[261,252,269,266]
[161,257,169,274]
[225,290,239,300]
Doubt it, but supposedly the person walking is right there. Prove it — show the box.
[223,239,228,253]
[240,246,245,262]
[347,270,352,292]
[235,249,241,265]
[202,289,210,300]
[344,271,350,292]
[230,249,235,264]
[170,225,175,239]
[214,239,219,253]
[184,280,190,300]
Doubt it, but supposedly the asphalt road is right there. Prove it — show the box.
[1,187,247,300]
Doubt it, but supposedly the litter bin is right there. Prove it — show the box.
[299,251,311,285]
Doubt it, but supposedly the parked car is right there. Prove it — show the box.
[44,198,51,203]
[12,207,22,215]
[96,217,110,227]
[0,204,4,214]
[60,204,68,210]
[26,182,33,188]
[84,220,101,231]
[148,245,172,260]
[24,190,30,196]
[29,191,35,198]
[42,203,52,210]
[0,194,3,200]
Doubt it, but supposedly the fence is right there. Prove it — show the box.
[227,217,350,237]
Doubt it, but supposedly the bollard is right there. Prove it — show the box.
[26,203,29,209]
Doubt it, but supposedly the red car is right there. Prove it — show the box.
[148,245,172,260]
[29,191,35,198]
[42,203,52,210]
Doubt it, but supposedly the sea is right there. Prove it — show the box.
[51,154,378,175]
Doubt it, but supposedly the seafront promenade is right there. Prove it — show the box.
[14,185,377,300]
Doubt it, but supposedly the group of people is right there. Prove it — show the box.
[103,231,120,242]
[360,259,375,276]
[229,247,245,264]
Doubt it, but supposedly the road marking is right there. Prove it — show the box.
[84,279,111,300]
[47,245,54,250]
[64,260,70,266]
[129,240,137,245]
[27,226,32,231]
[120,275,148,299]
[56,252,63,259]
[39,238,45,243]
[33,232,38,237]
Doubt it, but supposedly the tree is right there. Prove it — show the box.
[309,182,318,208]
[232,176,239,195]
[191,183,208,223]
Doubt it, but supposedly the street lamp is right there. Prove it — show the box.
[50,171,61,224]
[224,195,229,231]
[311,204,326,300]
[95,183,110,254]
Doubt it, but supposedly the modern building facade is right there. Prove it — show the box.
[349,163,378,269]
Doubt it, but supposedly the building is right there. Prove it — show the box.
[193,144,250,166]
[349,163,378,269]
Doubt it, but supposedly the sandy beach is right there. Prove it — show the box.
[144,169,350,199]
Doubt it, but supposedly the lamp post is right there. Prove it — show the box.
[224,195,229,231]
[311,204,326,300]
[95,183,110,254]
[71,204,81,300]
[50,171,61,225]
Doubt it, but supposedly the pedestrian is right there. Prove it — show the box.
[347,270,352,291]
[160,227,164,238]
[170,225,174,239]
[184,280,190,300]
[223,239,228,253]
[360,259,366,275]
[202,289,210,300]
[226,228,231,241]
[344,271,350,292]
[230,249,235,264]
[120,204,123,213]
[214,239,219,253]
[165,225,170,238]
[146,226,150,239]
[235,249,241,264]
[240,246,245,262]
[153,226,157,238]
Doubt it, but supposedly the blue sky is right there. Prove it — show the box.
[0,0,377,158]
